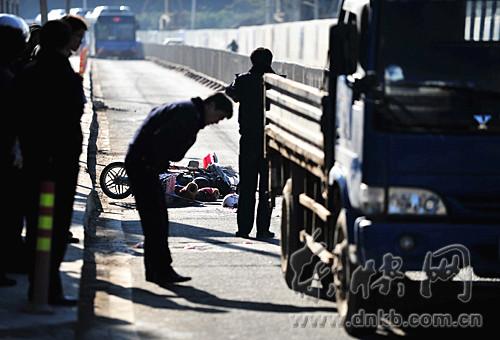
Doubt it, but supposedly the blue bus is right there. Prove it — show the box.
[86,5,141,58]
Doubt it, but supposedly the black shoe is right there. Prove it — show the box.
[256,231,275,239]
[147,268,191,285]
[0,275,16,287]
[235,231,250,239]
[48,296,78,307]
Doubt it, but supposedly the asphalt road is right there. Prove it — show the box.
[90,59,354,340]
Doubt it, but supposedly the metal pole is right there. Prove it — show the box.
[83,0,87,10]
[40,0,48,24]
[265,0,271,24]
[190,0,196,29]
[314,0,319,19]
[65,0,71,14]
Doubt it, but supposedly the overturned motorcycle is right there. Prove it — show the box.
[99,158,239,203]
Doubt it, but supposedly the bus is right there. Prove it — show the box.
[86,5,142,58]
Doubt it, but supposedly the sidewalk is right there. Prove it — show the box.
[0,57,97,339]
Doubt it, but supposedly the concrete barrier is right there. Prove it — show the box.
[143,43,327,89]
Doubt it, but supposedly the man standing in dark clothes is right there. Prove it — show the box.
[16,20,85,305]
[61,14,88,244]
[0,14,29,287]
[225,47,276,239]
[125,93,233,286]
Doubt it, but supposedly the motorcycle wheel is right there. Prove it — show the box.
[99,161,132,199]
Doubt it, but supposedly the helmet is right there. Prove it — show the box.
[0,14,30,42]
[222,193,239,208]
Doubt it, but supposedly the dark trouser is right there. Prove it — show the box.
[25,153,80,300]
[3,166,26,271]
[1,162,25,279]
[125,155,172,280]
[237,137,271,235]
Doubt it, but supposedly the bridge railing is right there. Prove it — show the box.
[142,43,327,89]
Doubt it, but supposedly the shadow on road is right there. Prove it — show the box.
[164,284,338,314]
[119,219,281,259]
[131,287,226,314]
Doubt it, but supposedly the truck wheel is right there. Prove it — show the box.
[333,209,376,336]
[280,178,300,288]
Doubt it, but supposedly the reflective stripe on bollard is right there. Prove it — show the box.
[24,180,55,314]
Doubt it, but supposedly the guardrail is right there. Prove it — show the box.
[142,43,327,89]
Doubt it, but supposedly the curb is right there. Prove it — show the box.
[77,60,138,340]
[146,56,227,91]
[80,65,103,249]
[77,60,103,339]
[79,59,103,234]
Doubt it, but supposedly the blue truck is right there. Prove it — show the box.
[265,0,499,335]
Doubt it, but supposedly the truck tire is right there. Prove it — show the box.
[333,209,376,336]
[280,178,300,288]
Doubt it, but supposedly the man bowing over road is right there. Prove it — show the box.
[125,92,233,286]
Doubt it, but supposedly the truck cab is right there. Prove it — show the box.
[333,0,500,273]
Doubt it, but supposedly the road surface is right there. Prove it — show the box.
[86,59,352,340]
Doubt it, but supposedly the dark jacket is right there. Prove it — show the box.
[225,65,275,141]
[15,49,85,171]
[0,65,16,167]
[127,97,206,171]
